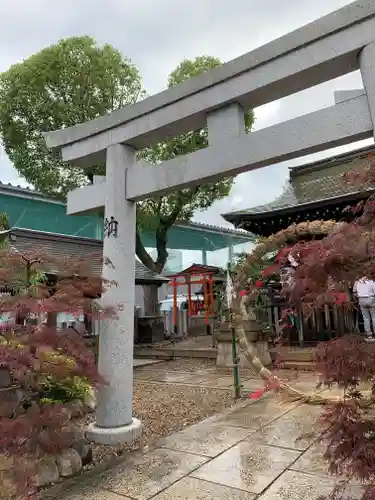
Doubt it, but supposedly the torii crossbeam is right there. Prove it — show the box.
[44,1,375,445]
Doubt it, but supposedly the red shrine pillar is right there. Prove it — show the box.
[203,274,211,335]
[172,278,178,334]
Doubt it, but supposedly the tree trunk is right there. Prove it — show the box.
[46,312,57,328]
[136,226,168,315]
[135,227,156,271]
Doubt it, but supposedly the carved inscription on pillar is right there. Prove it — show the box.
[104,216,119,238]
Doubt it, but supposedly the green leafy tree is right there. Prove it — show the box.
[136,56,254,274]
[0,36,144,195]
[135,56,254,311]
[0,42,254,311]
[0,212,8,231]
[232,244,275,281]
[0,212,9,247]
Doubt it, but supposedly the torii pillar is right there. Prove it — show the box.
[86,145,142,444]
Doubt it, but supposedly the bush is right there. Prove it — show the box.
[272,156,375,498]
[40,375,92,404]
[314,336,375,499]
[236,154,375,499]
[0,248,115,495]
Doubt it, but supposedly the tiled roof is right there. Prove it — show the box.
[134,260,169,283]
[226,176,362,217]
[176,220,251,237]
[227,180,299,216]
[289,143,375,177]
[0,181,63,203]
[0,181,34,193]
[223,144,375,220]
[3,228,169,284]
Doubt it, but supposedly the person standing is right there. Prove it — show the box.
[353,276,375,340]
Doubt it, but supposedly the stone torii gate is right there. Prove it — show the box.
[44,2,375,445]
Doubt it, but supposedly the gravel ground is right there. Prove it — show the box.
[85,374,240,469]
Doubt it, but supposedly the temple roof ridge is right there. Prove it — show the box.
[222,143,375,220]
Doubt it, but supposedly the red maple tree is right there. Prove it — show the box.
[267,155,375,499]
[0,248,115,496]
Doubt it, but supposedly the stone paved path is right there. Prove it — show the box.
[58,367,367,500]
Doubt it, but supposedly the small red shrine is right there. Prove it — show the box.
[168,264,225,335]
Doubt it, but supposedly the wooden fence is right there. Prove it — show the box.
[256,290,358,347]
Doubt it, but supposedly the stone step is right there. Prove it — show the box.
[134,346,217,359]
[278,360,316,371]
[273,349,315,363]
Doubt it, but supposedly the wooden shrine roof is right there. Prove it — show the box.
[167,263,225,280]
[1,228,169,285]
[222,144,375,236]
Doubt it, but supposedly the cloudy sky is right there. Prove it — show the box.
[0,0,372,266]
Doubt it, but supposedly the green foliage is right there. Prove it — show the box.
[40,375,91,404]
[0,36,144,198]
[232,246,275,282]
[137,56,254,271]
[139,57,254,229]
[1,336,92,404]
[0,212,9,230]
[232,250,249,275]
[0,212,9,248]
[0,41,255,275]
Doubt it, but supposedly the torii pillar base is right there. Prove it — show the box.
[86,418,143,446]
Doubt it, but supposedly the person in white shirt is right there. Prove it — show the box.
[353,276,375,339]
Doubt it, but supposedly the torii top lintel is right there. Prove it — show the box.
[45,2,375,211]
[44,2,374,161]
